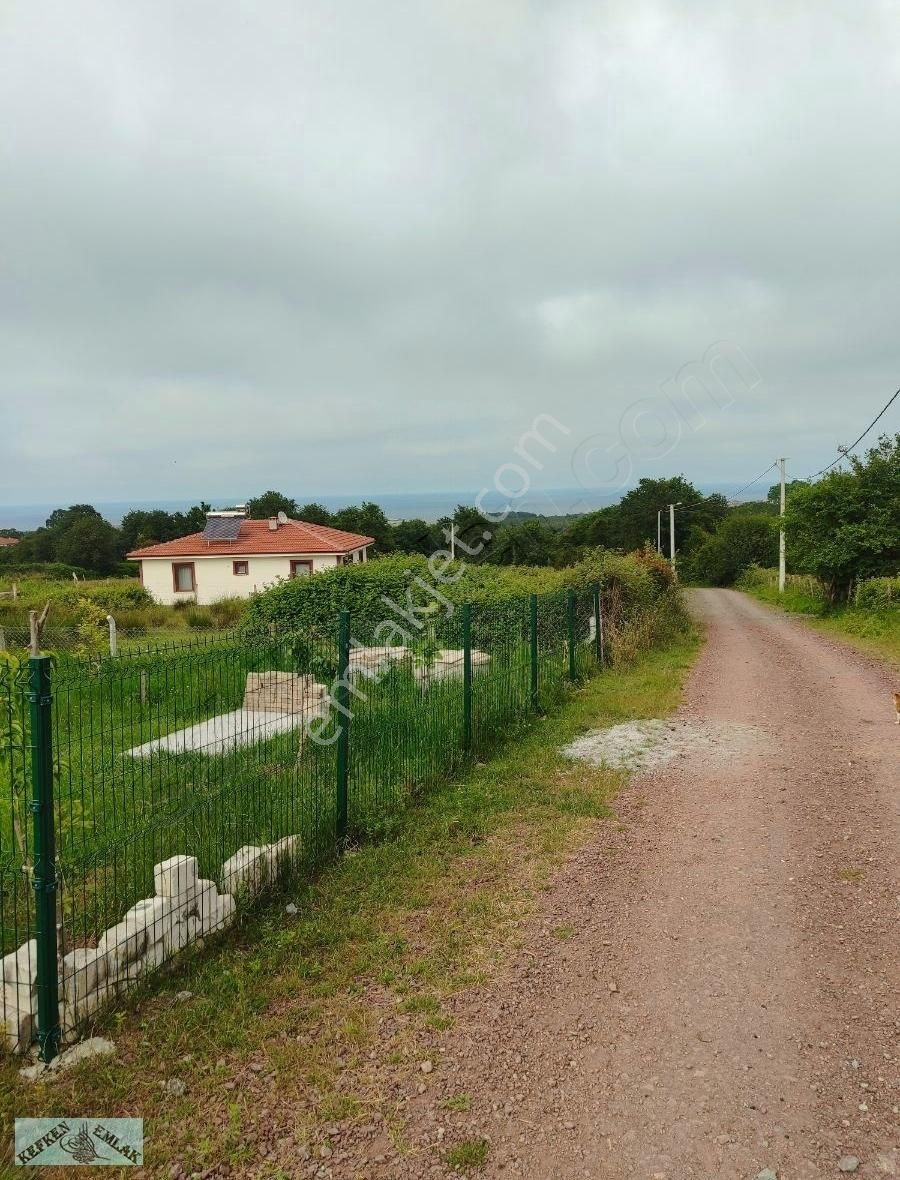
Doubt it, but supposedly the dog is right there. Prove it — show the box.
[895,692,900,724]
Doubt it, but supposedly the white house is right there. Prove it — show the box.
[128,513,374,606]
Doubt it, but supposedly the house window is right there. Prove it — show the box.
[233,560,249,576]
[172,562,196,593]
[290,559,313,578]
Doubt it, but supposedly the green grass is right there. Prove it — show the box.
[0,618,700,1176]
[446,1138,490,1171]
[0,629,586,955]
[741,583,900,668]
[0,582,641,962]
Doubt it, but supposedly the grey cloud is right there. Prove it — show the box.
[2,0,899,505]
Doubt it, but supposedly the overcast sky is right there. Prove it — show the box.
[2,1,899,509]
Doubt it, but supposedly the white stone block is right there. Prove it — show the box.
[2,981,34,1021]
[1,1002,33,1054]
[1,939,37,988]
[60,948,108,1006]
[162,911,201,956]
[190,879,219,925]
[142,939,168,974]
[203,893,236,935]
[121,955,148,983]
[269,835,301,871]
[127,896,172,942]
[154,855,199,898]
[98,909,153,970]
[220,846,269,895]
[58,978,113,1035]
[160,880,214,943]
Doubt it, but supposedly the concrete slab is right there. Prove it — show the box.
[127,708,311,757]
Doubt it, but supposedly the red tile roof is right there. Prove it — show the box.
[0,537,19,547]
[127,518,374,559]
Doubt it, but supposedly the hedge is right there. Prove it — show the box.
[242,548,674,650]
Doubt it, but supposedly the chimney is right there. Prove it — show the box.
[268,517,278,531]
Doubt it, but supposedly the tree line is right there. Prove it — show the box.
[2,437,895,592]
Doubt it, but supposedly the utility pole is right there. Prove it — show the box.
[778,457,787,594]
[657,510,662,555]
[668,502,677,579]
[450,522,456,560]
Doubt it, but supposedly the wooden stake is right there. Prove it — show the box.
[30,602,51,657]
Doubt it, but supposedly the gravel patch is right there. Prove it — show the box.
[560,717,761,772]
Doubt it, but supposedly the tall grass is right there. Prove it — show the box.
[738,565,900,666]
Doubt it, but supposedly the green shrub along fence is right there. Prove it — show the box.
[0,582,623,1063]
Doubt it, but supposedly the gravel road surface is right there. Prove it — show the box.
[353,589,900,1179]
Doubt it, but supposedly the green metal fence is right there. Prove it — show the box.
[0,585,605,1061]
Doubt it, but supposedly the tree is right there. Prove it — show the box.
[729,498,777,518]
[558,477,727,561]
[17,504,121,572]
[52,514,122,574]
[785,434,900,600]
[174,503,210,534]
[333,502,394,551]
[559,505,623,558]
[247,491,299,519]
[767,479,808,506]
[392,518,442,555]
[44,504,102,531]
[295,503,334,526]
[435,505,495,562]
[688,514,779,586]
[487,520,558,566]
[120,503,211,550]
[120,509,178,550]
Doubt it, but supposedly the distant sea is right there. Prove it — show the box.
[1,484,750,531]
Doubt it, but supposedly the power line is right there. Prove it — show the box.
[806,386,900,480]
[729,461,778,502]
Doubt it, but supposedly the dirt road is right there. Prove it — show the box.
[383,590,900,1179]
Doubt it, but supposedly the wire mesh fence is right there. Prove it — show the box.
[0,584,605,1061]
[0,623,244,659]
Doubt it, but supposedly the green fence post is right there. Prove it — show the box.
[335,610,350,846]
[529,593,539,710]
[28,655,60,1064]
[462,603,472,755]
[566,588,577,682]
[592,582,603,667]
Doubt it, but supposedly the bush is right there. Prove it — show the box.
[0,576,151,627]
[185,606,214,630]
[0,561,90,579]
[784,433,899,600]
[853,576,900,609]
[685,514,778,586]
[111,609,148,635]
[243,549,671,651]
[208,598,246,629]
[77,582,153,611]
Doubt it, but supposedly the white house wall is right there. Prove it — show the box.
[139,553,347,605]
